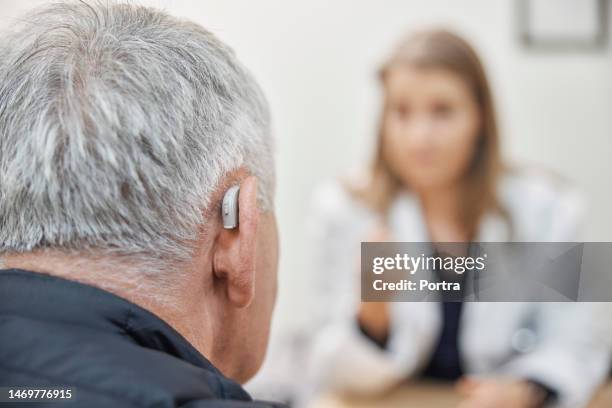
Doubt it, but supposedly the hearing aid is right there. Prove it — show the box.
[222,185,240,229]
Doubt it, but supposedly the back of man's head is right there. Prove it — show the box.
[0,0,274,269]
[0,0,278,384]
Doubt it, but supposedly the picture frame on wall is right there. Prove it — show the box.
[517,0,609,50]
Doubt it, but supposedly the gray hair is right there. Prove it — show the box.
[0,1,274,272]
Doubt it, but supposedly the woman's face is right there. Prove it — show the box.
[382,66,481,191]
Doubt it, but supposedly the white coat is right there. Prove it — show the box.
[305,170,611,408]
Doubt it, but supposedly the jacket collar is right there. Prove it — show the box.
[0,268,248,400]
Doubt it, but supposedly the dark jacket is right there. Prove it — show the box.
[0,269,285,408]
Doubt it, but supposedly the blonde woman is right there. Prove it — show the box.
[307,30,610,408]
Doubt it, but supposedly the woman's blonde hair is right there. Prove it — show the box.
[350,29,507,239]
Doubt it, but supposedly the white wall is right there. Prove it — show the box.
[2,0,611,334]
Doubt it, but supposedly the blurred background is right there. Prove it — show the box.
[1,0,611,406]
[3,0,610,337]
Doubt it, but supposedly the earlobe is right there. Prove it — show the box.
[213,176,259,308]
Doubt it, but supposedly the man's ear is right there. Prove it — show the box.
[213,176,259,308]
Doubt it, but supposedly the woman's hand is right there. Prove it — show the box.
[456,377,550,408]
[357,302,391,344]
[357,221,393,345]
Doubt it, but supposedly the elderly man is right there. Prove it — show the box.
[0,1,282,407]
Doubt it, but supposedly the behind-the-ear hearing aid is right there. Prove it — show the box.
[222,185,240,229]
